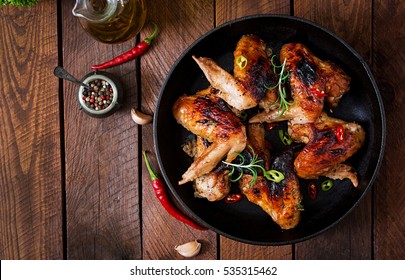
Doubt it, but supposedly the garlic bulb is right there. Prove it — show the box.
[175,240,201,257]
[131,108,153,125]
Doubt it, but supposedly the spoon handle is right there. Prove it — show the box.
[54,66,92,90]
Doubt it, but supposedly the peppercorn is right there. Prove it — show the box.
[81,79,114,111]
[78,71,123,118]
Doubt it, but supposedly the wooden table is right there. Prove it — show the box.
[0,0,403,260]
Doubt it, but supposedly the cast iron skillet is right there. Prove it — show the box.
[153,15,385,245]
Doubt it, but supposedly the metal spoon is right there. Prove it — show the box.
[53,66,92,90]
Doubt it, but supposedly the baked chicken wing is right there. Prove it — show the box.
[239,147,302,230]
[192,56,257,110]
[173,94,246,185]
[192,136,231,201]
[192,34,274,110]
[290,113,365,186]
[251,43,351,125]
[236,123,302,230]
[233,35,276,105]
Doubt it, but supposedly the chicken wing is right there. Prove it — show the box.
[193,136,231,201]
[239,147,302,230]
[250,43,351,125]
[192,35,274,110]
[290,113,365,186]
[283,43,351,108]
[312,52,351,109]
[236,122,302,229]
[173,94,246,185]
[192,56,257,110]
[233,35,277,105]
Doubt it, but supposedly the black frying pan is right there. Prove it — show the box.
[153,15,385,245]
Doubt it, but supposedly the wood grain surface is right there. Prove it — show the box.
[0,0,404,260]
[141,0,217,260]
[0,1,63,259]
[61,0,141,259]
[373,0,405,260]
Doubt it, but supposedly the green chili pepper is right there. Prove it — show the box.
[278,129,292,145]
[235,55,248,70]
[321,179,334,191]
[265,170,285,183]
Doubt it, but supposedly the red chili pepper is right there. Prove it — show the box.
[224,193,243,204]
[308,182,317,200]
[335,125,344,142]
[264,123,277,131]
[91,24,159,70]
[310,87,328,97]
[142,151,207,230]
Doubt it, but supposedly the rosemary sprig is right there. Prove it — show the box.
[223,146,284,187]
[265,55,294,117]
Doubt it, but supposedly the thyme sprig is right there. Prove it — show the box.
[223,146,284,187]
[265,55,294,117]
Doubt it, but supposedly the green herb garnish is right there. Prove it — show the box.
[0,0,39,6]
[265,55,294,117]
[296,203,305,211]
[223,146,285,187]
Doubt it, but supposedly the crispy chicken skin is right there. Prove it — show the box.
[233,35,276,104]
[251,43,324,124]
[191,35,275,110]
[195,86,245,117]
[192,56,257,110]
[310,51,351,109]
[239,124,301,230]
[239,148,302,230]
[193,136,231,201]
[251,43,351,124]
[282,43,351,108]
[173,94,246,184]
[290,113,365,186]
[246,123,271,170]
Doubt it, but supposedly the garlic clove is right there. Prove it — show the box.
[131,108,153,125]
[175,240,201,258]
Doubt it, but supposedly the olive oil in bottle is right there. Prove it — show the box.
[73,0,147,44]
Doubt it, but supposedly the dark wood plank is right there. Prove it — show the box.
[216,0,293,260]
[216,0,290,25]
[373,0,405,260]
[294,0,373,259]
[140,0,217,260]
[294,0,372,63]
[0,1,63,259]
[61,0,141,259]
[220,237,292,260]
